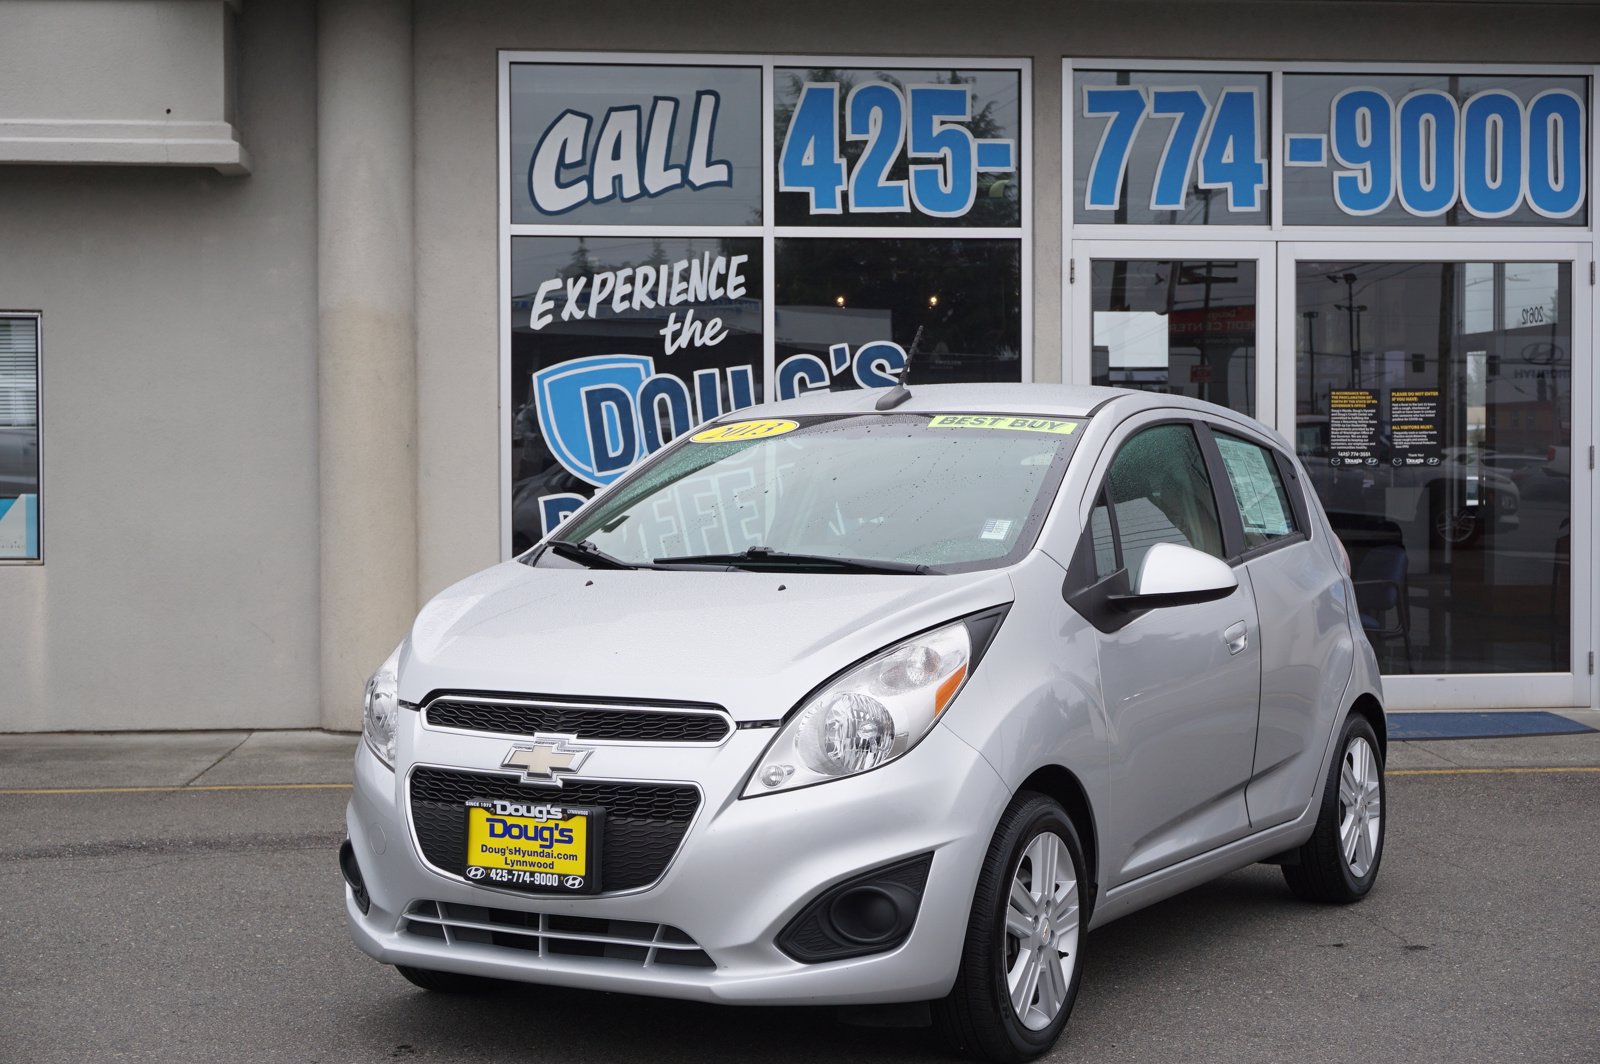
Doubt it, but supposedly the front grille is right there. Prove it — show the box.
[424,696,731,744]
[409,767,700,892]
[402,900,715,969]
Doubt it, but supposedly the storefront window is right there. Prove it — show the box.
[509,236,764,552]
[1089,259,1256,414]
[1283,74,1588,227]
[508,63,763,226]
[1072,70,1270,226]
[774,66,1023,228]
[1294,260,1572,674]
[505,55,1029,548]
[0,314,41,561]
[775,238,1021,395]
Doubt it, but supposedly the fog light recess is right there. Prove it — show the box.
[776,853,933,963]
[339,838,371,914]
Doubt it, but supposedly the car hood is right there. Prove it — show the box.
[397,560,1015,721]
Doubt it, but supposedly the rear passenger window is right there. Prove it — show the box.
[1104,423,1226,580]
[1213,433,1298,548]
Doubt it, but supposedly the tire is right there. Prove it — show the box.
[934,793,1088,1063]
[395,965,504,994]
[1427,488,1483,548]
[1283,714,1386,904]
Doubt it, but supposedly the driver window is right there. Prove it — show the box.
[1105,423,1225,580]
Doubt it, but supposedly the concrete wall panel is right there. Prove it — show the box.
[0,0,318,732]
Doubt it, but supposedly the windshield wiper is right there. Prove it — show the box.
[544,538,640,570]
[652,546,933,575]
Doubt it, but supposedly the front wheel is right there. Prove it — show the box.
[934,793,1087,1063]
[1283,714,1386,903]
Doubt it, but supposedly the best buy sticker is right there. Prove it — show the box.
[928,415,1078,435]
[690,419,799,443]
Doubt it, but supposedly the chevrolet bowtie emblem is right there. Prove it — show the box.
[501,735,594,785]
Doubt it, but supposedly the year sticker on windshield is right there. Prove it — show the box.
[690,419,800,443]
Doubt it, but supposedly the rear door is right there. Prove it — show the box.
[1066,415,1263,887]
[1203,422,1355,829]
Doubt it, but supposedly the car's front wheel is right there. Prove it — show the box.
[935,793,1087,1063]
[1282,713,1386,903]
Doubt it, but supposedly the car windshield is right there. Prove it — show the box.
[533,412,1086,573]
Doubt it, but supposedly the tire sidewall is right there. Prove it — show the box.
[985,800,1088,1057]
[1330,716,1386,895]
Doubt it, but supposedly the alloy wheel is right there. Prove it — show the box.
[1338,736,1383,878]
[1004,831,1080,1031]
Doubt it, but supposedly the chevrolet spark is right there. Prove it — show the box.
[343,383,1386,1062]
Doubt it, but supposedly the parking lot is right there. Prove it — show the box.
[3,730,1598,1064]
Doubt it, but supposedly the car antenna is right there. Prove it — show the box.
[875,325,922,411]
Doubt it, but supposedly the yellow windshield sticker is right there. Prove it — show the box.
[690,418,800,443]
[927,415,1078,435]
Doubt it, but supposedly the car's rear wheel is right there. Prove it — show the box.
[935,793,1087,1063]
[1283,713,1386,903]
[395,965,504,994]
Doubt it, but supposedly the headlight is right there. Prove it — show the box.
[362,644,403,769]
[744,620,974,797]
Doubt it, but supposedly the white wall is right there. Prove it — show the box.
[411,0,1600,605]
[0,0,318,731]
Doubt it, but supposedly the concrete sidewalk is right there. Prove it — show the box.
[0,729,360,790]
[1,710,1598,791]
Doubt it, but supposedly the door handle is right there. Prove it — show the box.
[1224,621,1249,656]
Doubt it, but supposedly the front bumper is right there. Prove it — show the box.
[344,714,1011,1005]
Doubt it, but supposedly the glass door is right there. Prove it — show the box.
[1068,241,1278,427]
[1278,243,1593,709]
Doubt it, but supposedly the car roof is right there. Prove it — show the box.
[729,382,1166,420]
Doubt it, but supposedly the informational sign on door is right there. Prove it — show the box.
[1328,389,1380,465]
[1389,389,1442,466]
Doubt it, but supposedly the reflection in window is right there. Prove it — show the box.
[1296,261,1572,675]
[1090,259,1256,415]
[775,239,1022,396]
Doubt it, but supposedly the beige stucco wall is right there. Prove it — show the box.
[411,0,1600,605]
[0,0,318,731]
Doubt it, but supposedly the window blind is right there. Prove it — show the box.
[0,317,38,428]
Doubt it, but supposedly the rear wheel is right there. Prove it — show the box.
[1283,714,1386,903]
[395,965,504,994]
[935,793,1087,1062]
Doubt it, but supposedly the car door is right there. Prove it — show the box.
[1205,425,1355,830]
[1065,418,1262,887]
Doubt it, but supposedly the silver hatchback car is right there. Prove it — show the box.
[343,383,1386,1062]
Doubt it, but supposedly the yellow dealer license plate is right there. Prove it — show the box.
[464,799,603,894]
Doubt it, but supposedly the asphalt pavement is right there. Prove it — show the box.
[2,725,1597,1064]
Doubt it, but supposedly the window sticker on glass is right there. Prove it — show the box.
[690,419,799,443]
[927,415,1078,434]
[1214,435,1295,543]
[980,518,1013,541]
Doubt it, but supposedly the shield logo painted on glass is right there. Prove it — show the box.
[533,354,656,487]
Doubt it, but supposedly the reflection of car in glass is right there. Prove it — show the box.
[1510,444,1573,503]
[346,385,1386,1062]
[1296,419,1518,547]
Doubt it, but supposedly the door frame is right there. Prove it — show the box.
[1065,240,1281,433]
[1277,240,1594,710]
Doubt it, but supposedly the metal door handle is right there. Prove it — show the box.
[1224,621,1249,656]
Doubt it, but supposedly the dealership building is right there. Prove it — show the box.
[1,0,1597,733]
